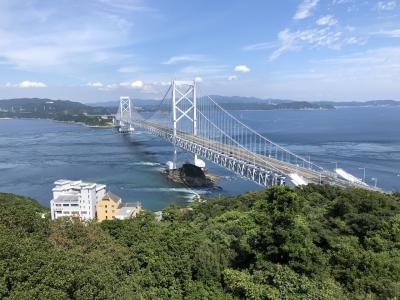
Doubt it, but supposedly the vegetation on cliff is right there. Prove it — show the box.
[0,186,399,299]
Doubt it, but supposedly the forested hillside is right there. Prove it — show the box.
[0,186,399,299]
[0,98,115,126]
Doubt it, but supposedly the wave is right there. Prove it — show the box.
[0,163,19,170]
[128,161,162,167]
[121,186,209,202]
[123,186,208,194]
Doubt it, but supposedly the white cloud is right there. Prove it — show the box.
[179,65,227,75]
[120,80,144,89]
[234,65,250,73]
[162,55,207,65]
[0,1,148,70]
[118,66,142,73]
[227,75,238,81]
[242,42,276,51]
[345,36,367,45]
[375,29,400,37]
[315,47,400,68]
[375,1,397,11]
[17,81,47,88]
[98,83,118,91]
[269,28,343,61]
[87,82,104,87]
[332,0,353,4]
[96,0,155,12]
[153,81,169,86]
[293,0,319,20]
[316,15,338,26]
[153,81,171,86]
[194,76,203,82]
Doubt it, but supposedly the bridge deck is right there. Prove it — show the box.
[124,118,375,191]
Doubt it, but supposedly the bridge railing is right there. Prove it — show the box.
[195,94,328,175]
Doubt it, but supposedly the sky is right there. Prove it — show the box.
[0,0,399,102]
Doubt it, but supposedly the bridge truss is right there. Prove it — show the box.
[115,80,375,190]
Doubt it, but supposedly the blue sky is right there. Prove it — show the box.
[0,0,399,102]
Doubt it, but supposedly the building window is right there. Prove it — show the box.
[105,210,108,214]
[56,204,61,207]
[105,205,107,208]
[63,204,69,206]
[106,216,108,220]
[56,211,62,214]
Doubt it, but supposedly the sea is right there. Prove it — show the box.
[0,106,399,211]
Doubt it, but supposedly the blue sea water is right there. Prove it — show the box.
[0,106,399,210]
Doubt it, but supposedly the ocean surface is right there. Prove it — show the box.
[0,106,399,210]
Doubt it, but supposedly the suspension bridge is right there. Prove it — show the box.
[114,80,375,190]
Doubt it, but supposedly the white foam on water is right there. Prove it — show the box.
[129,161,161,167]
[0,163,19,170]
[123,186,209,202]
[124,186,208,194]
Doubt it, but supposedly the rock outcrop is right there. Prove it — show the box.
[163,163,219,188]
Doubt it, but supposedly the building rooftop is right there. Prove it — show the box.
[52,179,105,192]
[101,192,121,204]
[53,194,80,203]
[54,179,81,186]
[115,203,141,219]
[115,207,134,219]
[123,202,141,208]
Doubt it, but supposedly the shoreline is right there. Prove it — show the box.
[0,116,113,128]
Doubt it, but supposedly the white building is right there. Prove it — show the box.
[50,179,106,220]
[115,202,142,220]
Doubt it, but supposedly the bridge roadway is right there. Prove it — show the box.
[122,118,375,191]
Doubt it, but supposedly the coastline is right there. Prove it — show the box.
[0,116,113,128]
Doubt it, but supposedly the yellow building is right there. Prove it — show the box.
[96,192,122,221]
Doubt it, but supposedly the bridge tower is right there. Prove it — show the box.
[171,80,198,169]
[118,96,134,134]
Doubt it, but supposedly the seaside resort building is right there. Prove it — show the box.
[50,179,106,220]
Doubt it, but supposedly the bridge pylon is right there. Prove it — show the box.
[118,96,134,134]
[171,80,198,168]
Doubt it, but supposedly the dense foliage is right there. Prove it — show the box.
[0,186,399,299]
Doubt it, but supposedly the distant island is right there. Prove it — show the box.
[219,101,334,110]
[89,96,400,110]
[0,98,117,127]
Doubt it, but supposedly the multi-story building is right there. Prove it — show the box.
[96,192,122,221]
[50,179,106,220]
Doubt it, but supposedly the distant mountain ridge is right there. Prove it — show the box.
[0,98,115,114]
[315,100,400,107]
[0,98,116,127]
[1,98,399,113]
[86,97,400,108]
[88,96,295,108]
